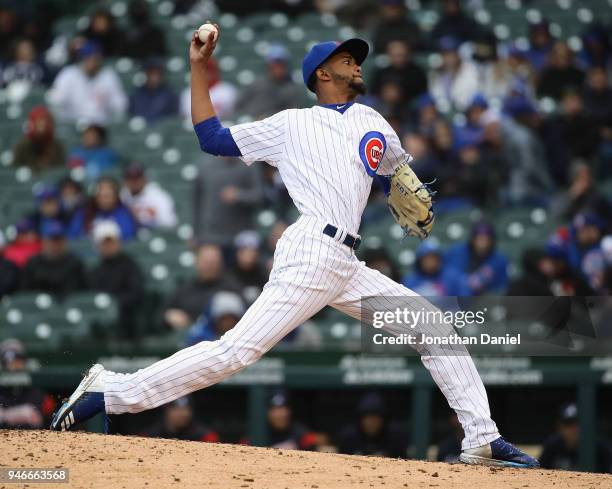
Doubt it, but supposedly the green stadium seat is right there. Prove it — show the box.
[62,292,119,338]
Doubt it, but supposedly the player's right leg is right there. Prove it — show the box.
[51,219,351,430]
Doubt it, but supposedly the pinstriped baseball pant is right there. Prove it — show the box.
[104,215,500,450]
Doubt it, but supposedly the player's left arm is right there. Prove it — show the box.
[377,117,413,177]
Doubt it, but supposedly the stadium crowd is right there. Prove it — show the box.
[0,0,611,470]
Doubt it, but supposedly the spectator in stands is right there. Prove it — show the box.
[543,90,600,185]
[436,413,463,463]
[429,36,480,111]
[0,6,20,61]
[2,219,41,268]
[89,220,144,339]
[193,155,264,248]
[400,132,437,184]
[180,58,237,120]
[22,219,86,297]
[164,243,240,330]
[12,106,65,171]
[582,67,612,166]
[445,221,509,296]
[232,231,268,305]
[0,339,55,429]
[567,213,608,293]
[430,0,483,45]
[578,24,611,70]
[48,40,127,125]
[370,79,411,127]
[402,239,461,296]
[481,43,533,101]
[537,41,586,101]
[360,245,401,283]
[237,44,306,119]
[1,38,45,87]
[122,0,167,59]
[439,138,494,209]
[120,163,177,229]
[428,119,460,188]
[29,185,69,233]
[524,21,554,73]
[264,391,318,451]
[0,232,19,298]
[81,8,124,57]
[372,0,424,54]
[538,233,593,297]
[68,177,138,241]
[499,95,554,204]
[551,163,612,222]
[453,94,487,149]
[146,396,218,442]
[507,248,554,297]
[370,40,427,109]
[58,176,85,223]
[129,58,179,124]
[540,403,612,473]
[185,291,245,345]
[410,93,442,138]
[68,124,120,182]
[336,392,408,458]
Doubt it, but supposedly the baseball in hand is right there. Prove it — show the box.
[197,23,218,44]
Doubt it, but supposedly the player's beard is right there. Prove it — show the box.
[330,70,367,96]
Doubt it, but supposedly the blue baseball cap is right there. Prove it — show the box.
[35,185,59,203]
[78,40,102,60]
[302,38,369,93]
[40,219,66,239]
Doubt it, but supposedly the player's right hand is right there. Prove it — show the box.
[189,22,219,66]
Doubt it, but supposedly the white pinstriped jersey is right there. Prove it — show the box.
[229,103,413,235]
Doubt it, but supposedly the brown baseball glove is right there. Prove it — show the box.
[387,162,435,240]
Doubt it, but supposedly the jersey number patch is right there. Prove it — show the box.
[359,131,387,177]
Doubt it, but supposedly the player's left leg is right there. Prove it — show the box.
[330,260,539,468]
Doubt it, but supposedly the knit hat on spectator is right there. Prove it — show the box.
[36,185,59,204]
[16,218,34,234]
[416,93,436,110]
[124,162,146,179]
[559,403,578,423]
[210,291,245,320]
[572,212,605,231]
[93,220,121,243]
[78,40,102,59]
[438,36,460,52]
[416,238,442,259]
[234,230,261,250]
[358,392,385,416]
[26,106,55,143]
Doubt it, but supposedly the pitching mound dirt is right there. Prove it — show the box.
[1,430,610,488]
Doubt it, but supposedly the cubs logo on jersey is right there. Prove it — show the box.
[358,131,386,177]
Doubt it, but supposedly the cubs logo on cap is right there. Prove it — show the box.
[359,131,386,177]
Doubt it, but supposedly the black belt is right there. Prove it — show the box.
[323,224,361,251]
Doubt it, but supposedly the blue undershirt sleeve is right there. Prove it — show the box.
[193,116,241,157]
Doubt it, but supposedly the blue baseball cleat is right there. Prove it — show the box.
[50,364,107,431]
[459,436,540,468]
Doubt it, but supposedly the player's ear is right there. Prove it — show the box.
[315,66,331,83]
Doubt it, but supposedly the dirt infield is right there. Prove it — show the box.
[1,430,610,489]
